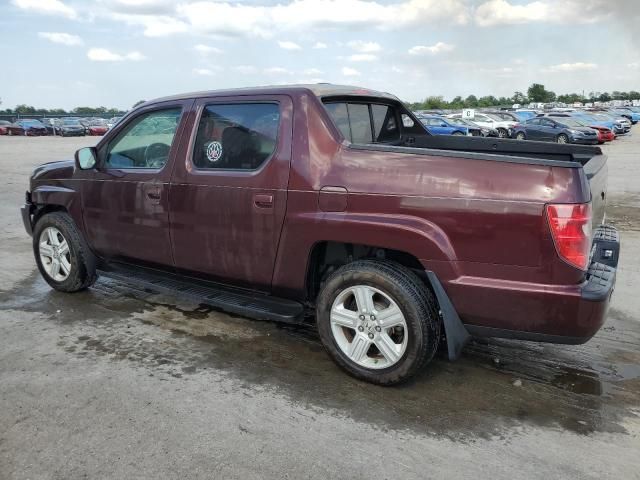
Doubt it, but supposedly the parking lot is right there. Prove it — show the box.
[1,133,639,479]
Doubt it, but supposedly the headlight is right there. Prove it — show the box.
[569,129,582,135]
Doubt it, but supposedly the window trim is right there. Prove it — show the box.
[101,105,184,172]
[188,100,282,173]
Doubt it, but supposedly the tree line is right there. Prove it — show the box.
[409,83,640,110]
[0,100,147,116]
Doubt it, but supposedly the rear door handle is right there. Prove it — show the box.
[254,194,274,209]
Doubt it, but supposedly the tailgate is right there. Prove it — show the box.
[583,153,608,226]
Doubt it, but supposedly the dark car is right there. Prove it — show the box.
[512,117,599,144]
[21,84,618,385]
[0,120,11,135]
[450,118,494,137]
[56,119,86,137]
[7,119,48,136]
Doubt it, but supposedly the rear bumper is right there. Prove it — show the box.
[443,225,620,344]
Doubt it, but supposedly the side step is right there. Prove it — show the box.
[98,263,306,324]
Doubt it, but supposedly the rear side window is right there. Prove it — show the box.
[324,102,401,144]
[192,103,279,170]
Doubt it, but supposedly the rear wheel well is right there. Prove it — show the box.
[306,242,425,302]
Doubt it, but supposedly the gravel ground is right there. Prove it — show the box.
[1,133,639,479]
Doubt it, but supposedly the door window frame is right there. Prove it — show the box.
[187,99,283,175]
[96,102,188,174]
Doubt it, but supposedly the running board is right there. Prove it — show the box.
[98,264,305,324]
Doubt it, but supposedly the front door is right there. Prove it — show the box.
[80,101,191,267]
[169,95,292,290]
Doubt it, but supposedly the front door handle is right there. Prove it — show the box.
[144,185,162,204]
[254,194,274,209]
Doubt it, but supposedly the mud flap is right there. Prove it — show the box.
[426,271,470,361]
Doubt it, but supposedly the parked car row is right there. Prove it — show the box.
[415,110,539,139]
[0,116,122,137]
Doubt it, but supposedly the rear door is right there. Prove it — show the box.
[169,95,292,290]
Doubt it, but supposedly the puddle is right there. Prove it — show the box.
[1,271,640,440]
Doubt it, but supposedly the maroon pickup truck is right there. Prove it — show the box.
[21,84,619,385]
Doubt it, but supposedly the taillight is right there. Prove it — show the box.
[546,203,592,270]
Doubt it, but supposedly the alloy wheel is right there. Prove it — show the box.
[39,227,72,282]
[330,285,408,369]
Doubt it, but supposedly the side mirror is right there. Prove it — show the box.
[75,147,97,170]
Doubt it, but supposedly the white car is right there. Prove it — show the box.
[447,113,516,138]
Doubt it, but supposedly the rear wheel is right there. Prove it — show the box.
[316,260,440,385]
[33,212,97,292]
[452,131,464,136]
[497,128,508,138]
[515,132,526,140]
[557,133,569,144]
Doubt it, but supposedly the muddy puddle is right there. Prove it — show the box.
[1,271,639,441]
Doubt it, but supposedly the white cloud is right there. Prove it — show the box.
[628,62,640,69]
[278,40,302,51]
[193,68,219,76]
[408,42,454,55]
[194,44,223,55]
[110,13,188,37]
[173,0,469,39]
[38,32,83,46]
[11,0,76,19]
[543,62,598,73]
[342,67,361,76]
[347,40,381,53]
[475,0,606,27]
[87,48,146,62]
[264,67,292,75]
[105,0,176,15]
[312,42,328,49]
[303,68,323,75]
[233,65,258,74]
[347,54,377,62]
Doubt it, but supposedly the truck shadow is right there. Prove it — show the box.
[2,272,639,441]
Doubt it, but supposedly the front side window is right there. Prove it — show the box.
[105,108,181,169]
[192,103,279,170]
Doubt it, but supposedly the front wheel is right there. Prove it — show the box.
[515,132,526,140]
[452,131,464,136]
[557,133,569,144]
[316,260,441,385]
[497,128,508,138]
[33,212,97,292]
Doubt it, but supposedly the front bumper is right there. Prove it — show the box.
[572,136,599,145]
[21,192,34,236]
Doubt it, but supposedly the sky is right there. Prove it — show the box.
[1,0,639,110]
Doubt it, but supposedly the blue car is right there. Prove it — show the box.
[419,116,468,136]
[512,116,599,144]
[612,108,640,124]
[568,112,616,132]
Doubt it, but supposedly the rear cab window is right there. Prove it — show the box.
[323,99,424,145]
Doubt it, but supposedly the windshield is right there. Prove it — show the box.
[558,118,585,128]
[62,119,82,126]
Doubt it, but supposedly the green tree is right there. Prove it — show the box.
[464,95,478,107]
[15,104,37,114]
[527,83,555,103]
[512,91,528,104]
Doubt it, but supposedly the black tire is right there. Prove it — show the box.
[497,128,508,138]
[556,133,569,144]
[452,131,464,136]
[515,132,526,140]
[33,212,97,292]
[316,260,441,385]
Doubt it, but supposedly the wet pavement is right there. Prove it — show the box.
[1,135,639,479]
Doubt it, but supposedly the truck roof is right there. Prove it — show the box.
[140,84,399,108]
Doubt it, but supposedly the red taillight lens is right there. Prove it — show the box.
[546,203,592,270]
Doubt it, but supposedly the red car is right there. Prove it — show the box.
[87,124,108,136]
[592,126,615,143]
[7,119,48,136]
[21,84,619,385]
[0,120,11,135]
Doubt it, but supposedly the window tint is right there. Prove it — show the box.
[348,104,372,143]
[324,102,405,144]
[193,103,279,170]
[527,118,540,125]
[324,103,351,140]
[541,119,555,127]
[371,104,400,142]
[105,108,181,169]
